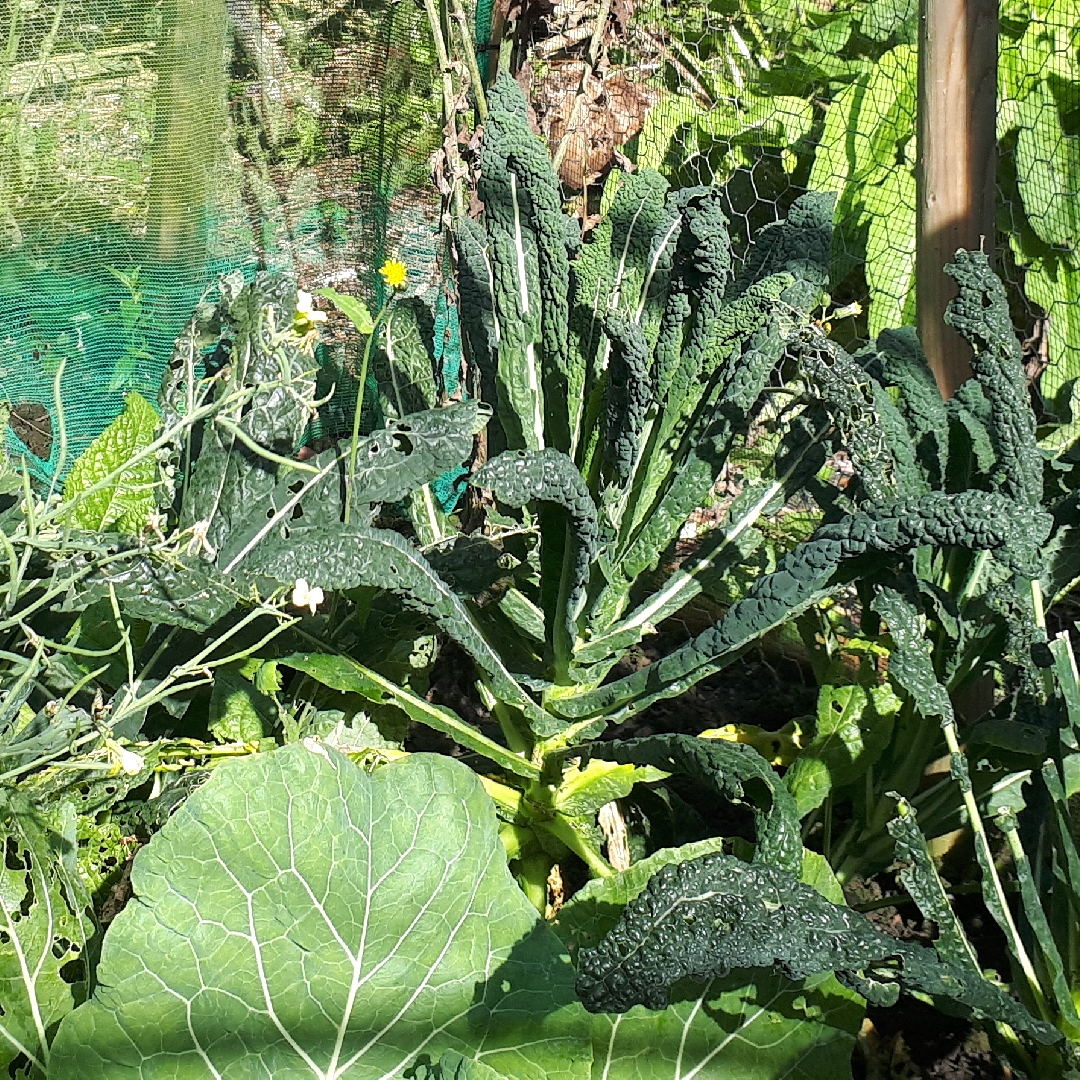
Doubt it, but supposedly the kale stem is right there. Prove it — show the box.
[940,717,1053,1021]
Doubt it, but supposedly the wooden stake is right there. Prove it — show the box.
[916,0,997,398]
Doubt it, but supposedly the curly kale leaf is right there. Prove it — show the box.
[797,330,907,503]
[873,327,949,489]
[357,402,488,501]
[482,75,578,450]
[574,852,1059,1044]
[598,274,795,618]
[209,402,488,570]
[376,296,438,418]
[473,449,598,642]
[454,216,499,392]
[480,104,546,448]
[558,491,1053,720]
[579,734,801,875]
[60,549,247,630]
[573,169,674,364]
[944,250,1041,507]
[947,379,998,477]
[652,187,731,411]
[602,313,652,478]
[888,802,981,969]
[872,586,953,721]
[485,70,531,119]
[731,190,835,311]
[243,523,563,736]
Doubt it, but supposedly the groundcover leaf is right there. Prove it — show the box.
[49,744,591,1079]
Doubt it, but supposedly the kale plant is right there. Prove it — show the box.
[5,65,1080,1080]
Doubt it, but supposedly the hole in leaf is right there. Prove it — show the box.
[393,433,414,455]
[59,957,85,985]
[8,403,52,459]
[5,838,27,871]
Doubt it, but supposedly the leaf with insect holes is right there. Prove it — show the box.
[0,795,92,1076]
[554,759,670,818]
[784,682,902,817]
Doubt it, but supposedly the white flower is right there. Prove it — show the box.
[105,739,144,776]
[291,578,324,615]
[295,290,328,323]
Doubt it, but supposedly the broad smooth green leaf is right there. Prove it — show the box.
[50,745,591,1078]
[784,683,901,817]
[863,167,917,336]
[319,288,374,335]
[63,390,159,533]
[581,973,861,1080]
[411,1049,512,1078]
[554,841,863,1080]
[1015,86,1080,250]
[0,797,91,1076]
[1020,254,1080,412]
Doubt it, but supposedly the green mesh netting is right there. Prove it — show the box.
[10,0,1080,488]
[1,0,446,483]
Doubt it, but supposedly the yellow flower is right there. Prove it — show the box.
[379,260,408,290]
[831,301,863,320]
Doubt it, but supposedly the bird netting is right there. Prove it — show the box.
[4,0,1080,488]
[0,0,445,482]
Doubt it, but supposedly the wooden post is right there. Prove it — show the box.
[917,0,998,398]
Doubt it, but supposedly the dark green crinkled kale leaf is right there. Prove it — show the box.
[241,522,563,736]
[944,250,1041,508]
[575,852,1060,1044]
[473,448,599,638]
[556,490,1053,720]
